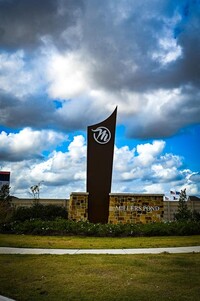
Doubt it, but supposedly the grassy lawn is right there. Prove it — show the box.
[0,234,200,249]
[0,253,200,301]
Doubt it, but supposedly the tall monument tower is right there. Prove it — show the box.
[87,107,117,223]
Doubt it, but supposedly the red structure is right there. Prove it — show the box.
[0,171,10,188]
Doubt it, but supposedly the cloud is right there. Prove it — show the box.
[0,128,66,161]
[0,0,199,138]
[0,0,84,50]
[0,50,43,97]
[124,86,200,138]
[27,135,86,186]
[7,135,87,197]
[68,135,86,161]
[179,183,199,196]
[135,141,165,166]
[0,1,199,199]
[1,135,198,197]
[0,90,59,130]
[189,172,200,183]
[46,51,90,99]
[143,183,165,194]
[113,139,186,189]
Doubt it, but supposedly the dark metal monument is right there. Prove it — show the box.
[69,107,164,224]
[87,107,117,223]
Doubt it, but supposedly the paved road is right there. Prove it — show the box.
[0,246,200,255]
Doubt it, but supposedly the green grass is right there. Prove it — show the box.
[0,253,200,301]
[0,235,199,300]
[0,234,200,249]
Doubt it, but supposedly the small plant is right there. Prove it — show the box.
[30,181,44,204]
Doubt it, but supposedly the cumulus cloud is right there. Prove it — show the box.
[46,51,90,99]
[0,1,199,197]
[1,135,198,198]
[112,139,197,195]
[125,86,200,138]
[189,172,200,183]
[0,0,84,50]
[27,135,86,188]
[0,50,44,97]
[0,0,199,137]
[7,135,87,197]
[0,128,66,161]
[0,92,56,129]
[135,141,165,166]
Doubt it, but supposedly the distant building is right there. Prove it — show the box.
[164,196,200,221]
[0,171,10,188]
[188,196,200,202]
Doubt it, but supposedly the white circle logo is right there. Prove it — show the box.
[92,126,111,144]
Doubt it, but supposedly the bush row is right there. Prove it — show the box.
[1,219,200,237]
[11,204,68,222]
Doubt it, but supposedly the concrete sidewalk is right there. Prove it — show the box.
[0,246,200,255]
[0,296,16,301]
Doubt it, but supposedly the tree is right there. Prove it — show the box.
[0,184,11,204]
[0,184,13,223]
[174,189,191,221]
[30,184,40,200]
[30,181,44,205]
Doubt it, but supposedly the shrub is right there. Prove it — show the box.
[1,219,200,236]
[0,202,13,224]
[191,210,200,221]
[12,204,68,222]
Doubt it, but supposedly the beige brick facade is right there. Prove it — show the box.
[67,192,164,224]
[68,192,88,221]
[108,193,164,224]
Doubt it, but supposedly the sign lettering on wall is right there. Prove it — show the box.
[115,205,160,212]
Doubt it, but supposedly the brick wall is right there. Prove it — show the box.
[68,193,164,224]
[68,192,88,221]
[11,194,200,224]
[108,193,164,224]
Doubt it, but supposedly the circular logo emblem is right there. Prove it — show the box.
[92,126,111,144]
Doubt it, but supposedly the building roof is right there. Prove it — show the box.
[188,196,200,202]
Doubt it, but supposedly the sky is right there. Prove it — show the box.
[0,0,199,199]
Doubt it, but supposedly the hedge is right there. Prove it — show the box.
[1,219,200,237]
[11,204,68,222]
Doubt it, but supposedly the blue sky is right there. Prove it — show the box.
[0,0,199,199]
